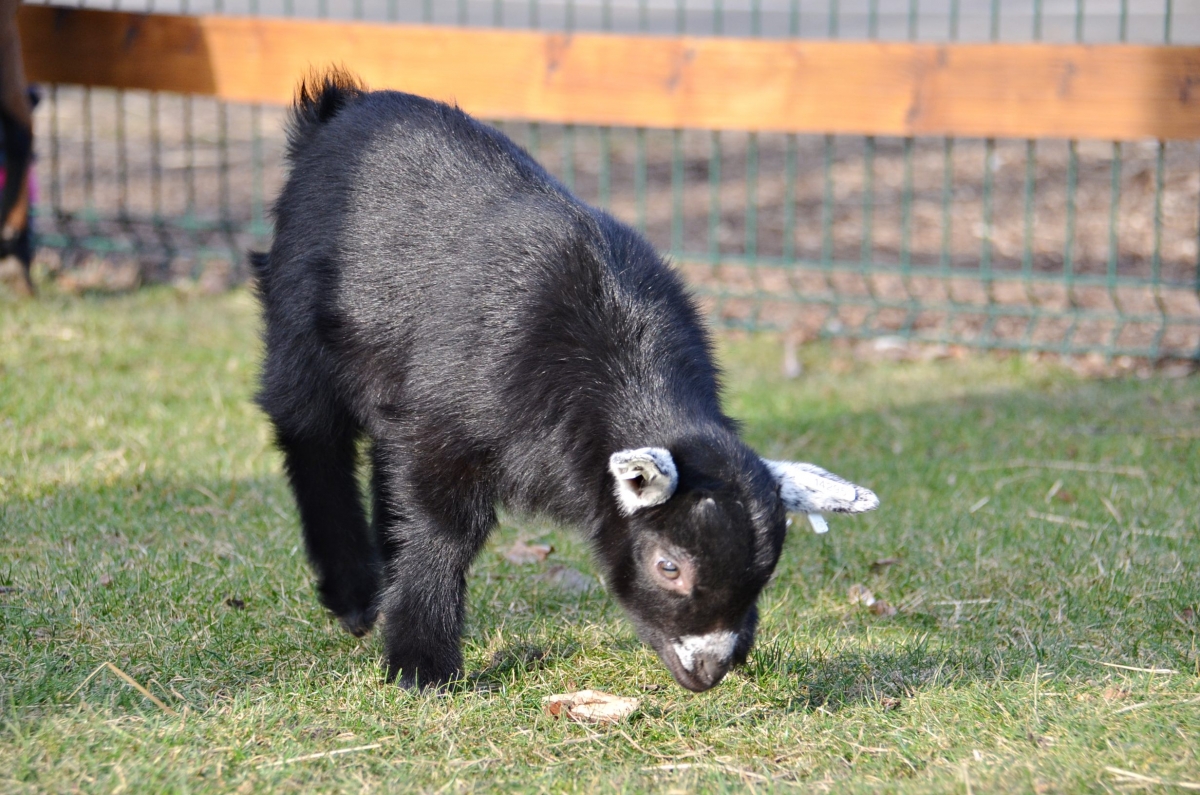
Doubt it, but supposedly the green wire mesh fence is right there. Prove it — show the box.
[28,0,1200,359]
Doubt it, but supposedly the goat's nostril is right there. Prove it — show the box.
[694,654,728,686]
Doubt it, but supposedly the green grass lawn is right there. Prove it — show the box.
[2,288,1198,793]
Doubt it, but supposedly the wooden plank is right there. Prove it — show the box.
[17,5,1200,140]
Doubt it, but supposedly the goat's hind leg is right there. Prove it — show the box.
[274,420,381,636]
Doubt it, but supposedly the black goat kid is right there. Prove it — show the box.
[254,72,878,692]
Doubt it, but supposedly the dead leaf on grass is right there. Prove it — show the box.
[1102,687,1131,701]
[848,583,876,606]
[849,583,896,617]
[869,558,900,573]
[537,565,594,593]
[879,697,902,710]
[544,690,639,724]
[503,540,554,565]
[98,574,114,588]
[870,600,898,617]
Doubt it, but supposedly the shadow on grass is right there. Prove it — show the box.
[741,635,1015,713]
[460,642,579,692]
[4,371,1197,712]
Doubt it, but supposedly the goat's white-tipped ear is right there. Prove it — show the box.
[609,447,678,515]
[764,460,879,515]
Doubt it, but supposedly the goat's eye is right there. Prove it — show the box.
[656,559,680,580]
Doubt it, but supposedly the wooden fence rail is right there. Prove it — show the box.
[18,5,1200,140]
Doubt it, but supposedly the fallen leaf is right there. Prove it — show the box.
[503,540,554,565]
[1053,489,1076,504]
[225,597,246,610]
[879,696,901,710]
[544,690,639,724]
[870,599,898,617]
[1179,607,1195,622]
[848,584,876,607]
[869,558,900,573]
[1102,687,1130,701]
[850,584,897,616]
[98,574,114,588]
[537,565,594,594]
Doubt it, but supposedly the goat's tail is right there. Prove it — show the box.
[249,251,270,279]
[248,251,270,296]
[285,67,365,160]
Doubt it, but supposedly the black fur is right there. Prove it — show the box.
[254,73,792,691]
[0,86,37,294]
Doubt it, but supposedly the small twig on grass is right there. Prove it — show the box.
[970,460,1146,478]
[1104,766,1200,790]
[193,485,222,504]
[67,662,177,715]
[1084,660,1179,675]
[149,678,192,711]
[66,663,110,702]
[279,613,314,627]
[544,734,603,750]
[615,729,707,762]
[993,471,1040,491]
[101,663,177,716]
[933,599,995,624]
[1156,428,1200,440]
[846,741,893,755]
[258,743,383,768]
[643,762,771,783]
[1032,662,1040,730]
[1100,496,1124,524]
[1027,511,1094,530]
[1126,527,1184,539]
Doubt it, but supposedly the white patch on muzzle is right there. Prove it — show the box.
[672,631,739,672]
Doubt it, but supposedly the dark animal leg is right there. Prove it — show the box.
[277,427,380,636]
[0,0,33,296]
[374,448,496,688]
